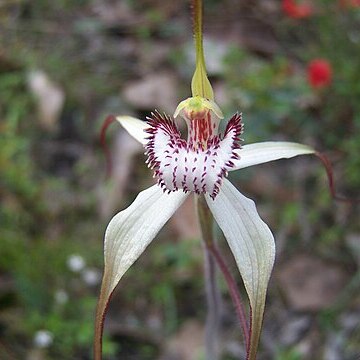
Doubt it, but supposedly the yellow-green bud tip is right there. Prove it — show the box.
[174,96,224,119]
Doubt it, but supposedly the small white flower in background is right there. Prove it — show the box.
[34,330,53,348]
[82,268,101,286]
[54,289,68,304]
[67,254,85,272]
[146,314,162,330]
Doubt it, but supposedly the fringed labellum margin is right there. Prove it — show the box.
[145,107,243,199]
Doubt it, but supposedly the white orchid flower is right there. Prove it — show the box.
[94,1,323,359]
[94,95,316,359]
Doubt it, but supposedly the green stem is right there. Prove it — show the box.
[191,0,214,100]
[197,196,250,356]
[197,196,221,360]
[207,243,250,352]
[193,0,204,68]
[204,245,222,360]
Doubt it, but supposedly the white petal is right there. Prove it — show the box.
[205,179,275,360]
[95,185,188,359]
[232,141,315,170]
[116,115,149,145]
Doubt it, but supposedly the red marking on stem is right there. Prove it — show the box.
[207,243,250,353]
[100,115,116,178]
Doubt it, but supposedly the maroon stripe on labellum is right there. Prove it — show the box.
[145,111,243,199]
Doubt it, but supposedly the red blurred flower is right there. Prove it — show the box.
[307,59,333,89]
[340,0,360,8]
[282,0,313,18]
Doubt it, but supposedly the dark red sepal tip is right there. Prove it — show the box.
[100,115,117,178]
[315,151,359,203]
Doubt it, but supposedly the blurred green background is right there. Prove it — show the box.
[0,0,359,359]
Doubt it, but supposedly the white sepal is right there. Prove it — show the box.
[95,185,188,359]
[205,179,275,360]
[231,141,315,170]
[116,115,149,145]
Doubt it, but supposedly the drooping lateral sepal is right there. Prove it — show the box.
[94,185,188,359]
[205,179,275,360]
